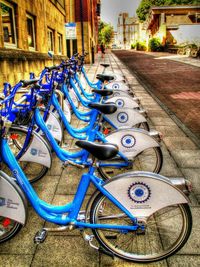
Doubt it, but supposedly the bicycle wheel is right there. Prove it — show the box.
[133,122,150,131]
[98,147,163,180]
[6,128,48,183]
[0,216,22,243]
[90,193,192,262]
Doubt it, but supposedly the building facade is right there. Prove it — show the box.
[76,0,100,62]
[0,0,101,87]
[117,13,139,49]
[147,6,200,46]
[0,0,68,87]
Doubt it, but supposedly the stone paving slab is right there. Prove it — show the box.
[0,255,33,267]
[167,255,200,267]
[150,117,177,126]
[100,256,167,267]
[31,236,99,267]
[163,137,198,151]
[171,150,200,168]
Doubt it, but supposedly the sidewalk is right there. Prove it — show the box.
[0,52,200,267]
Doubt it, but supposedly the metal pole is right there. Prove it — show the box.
[80,0,84,54]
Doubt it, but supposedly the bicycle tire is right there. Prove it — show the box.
[0,217,22,243]
[90,193,192,262]
[134,121,150,131]
[97,146,163,180]
[5,128,49,183]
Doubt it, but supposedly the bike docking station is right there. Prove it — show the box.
[0,52,194,264]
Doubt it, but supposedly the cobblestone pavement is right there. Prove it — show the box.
[113,50,200,145]
[1,52,200,267]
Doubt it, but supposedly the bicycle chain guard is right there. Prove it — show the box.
[0,171,27,224]
[105,128,159,159]
[104,108,147,130]
[103,172,188,219]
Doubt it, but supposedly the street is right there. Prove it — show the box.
[113,50,200,145]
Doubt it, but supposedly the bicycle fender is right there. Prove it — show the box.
[105,128,159,159]
[103,171,188,219]
[105,108,146,129]
[43,111,63,142]
[105,96,139,109]
[19,129,52,168]
[0,171,27,225]
[105,82,129,91]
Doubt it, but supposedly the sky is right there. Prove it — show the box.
[101,0,142,30]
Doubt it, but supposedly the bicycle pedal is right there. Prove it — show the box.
[34,229,48,244]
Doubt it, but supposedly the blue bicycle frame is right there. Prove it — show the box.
[1,136,138,231]
[80,66,99,89]
[1,72,131,170]
[34,107,129,169]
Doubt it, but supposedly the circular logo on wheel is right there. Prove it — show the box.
[112,83,120,89]
[117,112,128,123]
[128,182,151,203]
[116,99,124,108]
[121,135,136,148]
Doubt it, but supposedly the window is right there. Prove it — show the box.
[0,0,17,47]
[26,14,36,50]
[57,33,62,54]
[47,28,54,52]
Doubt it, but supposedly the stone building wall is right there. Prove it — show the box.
[0,0,100,88]
[0,0,67,88]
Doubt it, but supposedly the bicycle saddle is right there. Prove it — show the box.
[92,89,113,97]
[96,74,114,83]
[20,79,40,87]
[88,103,117,114]
[100,63,110,68]
[76,141,118,160]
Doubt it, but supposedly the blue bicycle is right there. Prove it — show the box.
[3,75,162,184]
[0,101,192,262]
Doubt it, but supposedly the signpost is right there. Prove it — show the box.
[65,23,77,40]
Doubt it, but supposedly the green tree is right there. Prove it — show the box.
[98,21,114,46]
[136,0,200,22]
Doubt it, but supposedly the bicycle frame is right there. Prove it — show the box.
[1,137,138,231]
[62,83,92,121]
[81,66,99,89]
[34,107,129,167]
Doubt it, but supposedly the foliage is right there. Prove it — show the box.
[148,37,164,51]
[131,43,136,49]
[98,21,114,46]
[136,0,200,22]
[131,41,147,51]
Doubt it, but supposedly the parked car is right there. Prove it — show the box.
[111,44,119,49]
